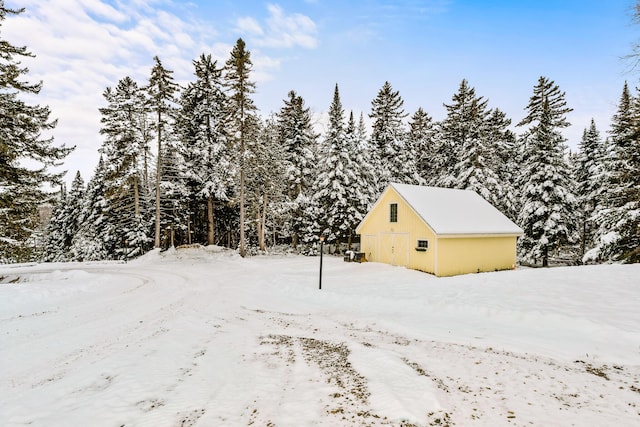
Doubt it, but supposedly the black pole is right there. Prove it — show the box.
[319,240,323,290]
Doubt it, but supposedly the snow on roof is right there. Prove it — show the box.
[390,183,523,235]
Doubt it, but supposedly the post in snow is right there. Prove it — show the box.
[318,234,325,290]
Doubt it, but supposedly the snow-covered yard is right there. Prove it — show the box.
[1,246,639,426]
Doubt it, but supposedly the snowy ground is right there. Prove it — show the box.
[1,246,639,426]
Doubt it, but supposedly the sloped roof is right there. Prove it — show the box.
[387,183,523,235]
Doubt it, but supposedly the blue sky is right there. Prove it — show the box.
[4,0,638,184]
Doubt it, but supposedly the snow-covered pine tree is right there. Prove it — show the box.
[313,85,364,247]
[354,112,378,212]
[484,108,519,220]
[99,76,153,258]
[369,81,408,191]
[588,82,640,263]
[437,80,517,219]
[394,114,426,186]
[43,172,85,261]
[176,54,233,246]
[224,38,259,258]
[517,77,577,267]
[438,79,488,188]
[246,115,285,251]
[146,56,179,249]
[574,119,605,258]
[356,112,368,146]
[342,111,373,247]
[0,4,73,262]
[275,90,318,248]
[452,110,510,215]
[313,84,348,242]
[347,112,380,212]
[408,107,439,185]
[100,77,148,215]
[65,172,85,256]
[517,76,573,130]
[42,184,67,262]
[158,135,189,248]
[70,157,111,261]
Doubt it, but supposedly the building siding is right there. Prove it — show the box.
[358,187,437,274]
[436,236,517,277]
[357,186,520,277]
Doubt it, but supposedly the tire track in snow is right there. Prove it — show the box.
[1,264,201,424]
[222,308,640,426]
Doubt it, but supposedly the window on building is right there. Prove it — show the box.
[390,203,398,222]
[416,239,429,251]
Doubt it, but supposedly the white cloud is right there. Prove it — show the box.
[236,16,264,36]
[237,3,318,49]
[251,53,282,83]
[78,0,130,23]
[2,0,277,185]
[2,0,318,185]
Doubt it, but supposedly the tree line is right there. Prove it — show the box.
[1,4,638,265]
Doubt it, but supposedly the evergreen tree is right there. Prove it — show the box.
[342,111,373,246]
[487,108,519,218]
[275,90,318,248]
[437,80,517,218]
[517,76,573,130]
[517,78,576,266]
[100,77,149,216]
[0,4,73,262]
[438,79,488,187]
[42,184,67,262]
[356,112,368,145]
[574,119,604,258]
[99,76,152,258]
[246,115,285,251]
[369,81,408,190]
[70,157,111,261]
[354,112,377,211]
[313,85,365,246]
[408,107,439,185]
[158,136,189,248]
[177,54,232,246]
[65,172,85,251]
[43,172,85,261]
[394,119,425,186]
[589,82,640,262]
[146,56,179,248]
[484,108,519,220]
[224,38,258,257]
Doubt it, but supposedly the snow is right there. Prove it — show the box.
[388,183,523,235]
[1,247,639,426]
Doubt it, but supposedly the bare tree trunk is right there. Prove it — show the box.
[207,196,215,245]
[256,211,263,251]
[133,175,140,217]
[260,193,267,251]
[239,127,246,256]
[144,145,149,189]
[154,111,162,248]
[580,220,586,257]
[187,211,192,245]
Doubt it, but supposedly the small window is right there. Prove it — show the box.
[416,240,429,251]
[390,203,398,223]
